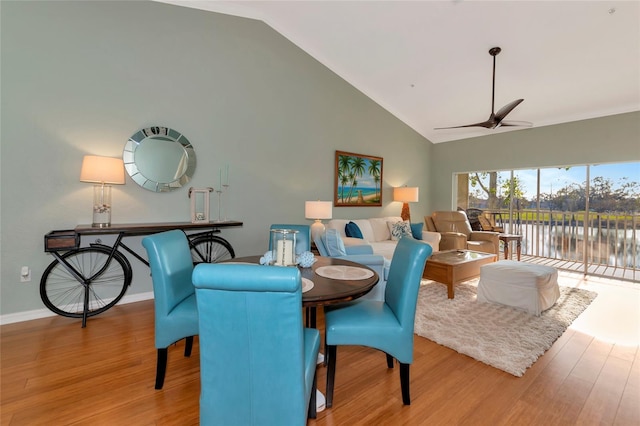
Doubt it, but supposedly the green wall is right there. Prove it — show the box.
[2,1,637,320]
[0,1,432,318]
[430,112,640,210]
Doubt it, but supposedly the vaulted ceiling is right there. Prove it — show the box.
[158,1,640,143]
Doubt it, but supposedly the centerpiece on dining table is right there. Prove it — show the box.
[261,228,316,268]
[270,228,299,266]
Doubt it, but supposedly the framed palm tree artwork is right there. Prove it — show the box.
[334,151,383,206]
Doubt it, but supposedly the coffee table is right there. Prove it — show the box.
[422,250,496,298]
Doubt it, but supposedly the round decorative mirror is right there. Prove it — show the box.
[123,126,196,192]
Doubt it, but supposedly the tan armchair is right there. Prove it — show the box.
[424,211,499,255]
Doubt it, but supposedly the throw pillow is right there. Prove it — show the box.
[321,229,347,256]
[345,221,364,239]
[387,220,413,241]
[410,222,424,240]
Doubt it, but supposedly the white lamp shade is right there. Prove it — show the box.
[393,186,419,203]
[305,201,333,220]
[80,155,126,184]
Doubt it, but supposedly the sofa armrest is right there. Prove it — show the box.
[439,232,467,251]
[342,237,369,247]
[421,231,441,252]
[345,244,374,255]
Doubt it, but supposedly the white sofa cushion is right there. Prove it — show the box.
[369,217,391,242]
[352,219,375,242]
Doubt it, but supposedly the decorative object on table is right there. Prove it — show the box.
[305,200,333,241]
[269,228,299,266]
[414,278,597,377]
[334,150,382,206]
[323,237,432,407]
[269,224,311,255]
[259,251,273,265]
[214,164,230,222]
[188,187,213,223]
[297,251,317,268]
[192,263,321,423]
[123,126,196,192]
[141,230,199,389]
[393,186,419,221]
[80,155,126,228]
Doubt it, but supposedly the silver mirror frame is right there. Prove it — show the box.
[123,126,196,192]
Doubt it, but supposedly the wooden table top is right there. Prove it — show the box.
[227,256,379,308]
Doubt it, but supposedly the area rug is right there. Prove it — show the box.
[414,280,597,377]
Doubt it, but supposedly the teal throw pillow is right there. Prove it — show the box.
[410,222,423,240]
[322,229,347,256]
[345,221,364,239]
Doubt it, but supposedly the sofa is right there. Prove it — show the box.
[424,211,499,255]
[316,217,439,302]
[325,216,440,260]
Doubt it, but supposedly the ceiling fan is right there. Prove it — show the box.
[435,47,532,130]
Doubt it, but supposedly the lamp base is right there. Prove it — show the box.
[92,184,112,228]
[310,220,326,242]
[401,203,411,222]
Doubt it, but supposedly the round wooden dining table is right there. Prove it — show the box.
[226,255,379,309]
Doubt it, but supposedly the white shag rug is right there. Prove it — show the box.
[414,280,597,377]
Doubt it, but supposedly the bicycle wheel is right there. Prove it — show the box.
[189,234,235,264]
[40,246,132,318]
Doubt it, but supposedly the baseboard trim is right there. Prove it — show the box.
[0,291,155,325]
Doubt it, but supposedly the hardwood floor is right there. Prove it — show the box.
[1,272,638,425]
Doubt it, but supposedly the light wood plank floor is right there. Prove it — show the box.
[1,271,638,425]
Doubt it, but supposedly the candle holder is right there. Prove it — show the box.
[269,229,298,266]
[213,187,224,223]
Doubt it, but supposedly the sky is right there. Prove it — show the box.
[491,162,640,200]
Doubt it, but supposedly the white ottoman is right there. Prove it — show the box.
[477,261,560,316]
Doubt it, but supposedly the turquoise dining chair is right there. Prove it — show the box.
[268,224,311,255]
[141,230,199,390]
[323,237,432,407]
[192,263,321,425]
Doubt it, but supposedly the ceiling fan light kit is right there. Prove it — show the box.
[436,46,532,130]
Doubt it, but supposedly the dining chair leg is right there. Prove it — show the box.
[325,345,337,408]
[308,372,317,419]
[184,336,194,357]
[386,353,394,368]
[155,348,168,389]
[400,363,411,405]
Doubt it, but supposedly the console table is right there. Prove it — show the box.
[42,220,243,327]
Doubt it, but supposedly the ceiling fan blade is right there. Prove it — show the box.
[494,99,524,122]
[434,120,495,130]
[499,120,533,128]
[435,47,529,132]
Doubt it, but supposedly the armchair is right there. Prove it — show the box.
[313,229,389,301]
[192,263,321,424]
[425,211,499,255]
[141,230,199,390]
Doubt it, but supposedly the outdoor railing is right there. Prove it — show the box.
[490,209,639,278]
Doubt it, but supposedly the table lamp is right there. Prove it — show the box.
[305,200,333,241]
[80,155,126,228]
[393,186,419,222]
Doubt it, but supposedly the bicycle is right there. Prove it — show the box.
[41,222,240,327]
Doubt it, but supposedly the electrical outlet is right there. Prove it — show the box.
[20,266,31,282]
